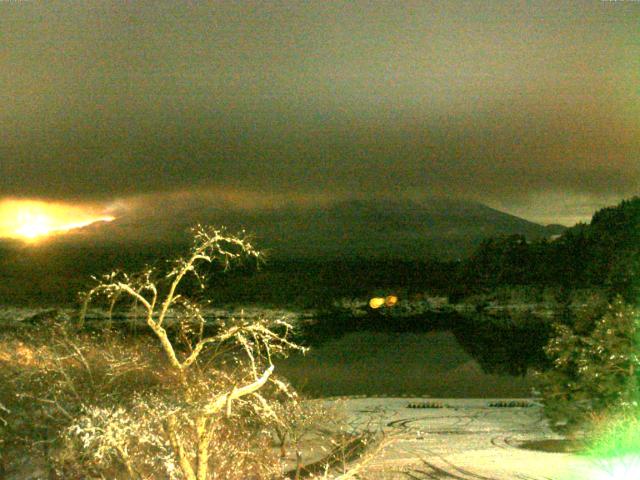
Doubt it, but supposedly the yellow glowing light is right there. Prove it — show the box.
[385,295,398,307]
[369,297,386,309]
[0,200,115,241]
[369,295,399,309]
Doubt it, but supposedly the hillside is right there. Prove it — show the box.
[0,197,562,306]
[64,197,560,260]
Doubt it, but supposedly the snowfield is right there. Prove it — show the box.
[328,397,604,480]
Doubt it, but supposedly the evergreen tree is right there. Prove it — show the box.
[537,298,640,435]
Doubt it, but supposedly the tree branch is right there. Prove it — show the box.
[204,365,275,416]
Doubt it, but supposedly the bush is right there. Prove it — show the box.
[585,409,640,460]
[1,226,308,479]
[536,297,640,435]
[0,323,167,477]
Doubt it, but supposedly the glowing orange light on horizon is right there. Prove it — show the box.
[369,297,386,309]
[385,295,398,307]
[0,200,115,242]
[369,295,399,309]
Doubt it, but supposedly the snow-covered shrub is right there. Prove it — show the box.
[536,297,640,435]
[59,388,287,480]
[0,322,169,477]
[75,226,305,480]
[61,401,179,479]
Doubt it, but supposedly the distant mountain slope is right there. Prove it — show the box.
[73,198,561,260]
[0,197,581,306]
[251,198,560,259]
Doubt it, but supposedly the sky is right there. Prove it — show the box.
[1,0,639,227]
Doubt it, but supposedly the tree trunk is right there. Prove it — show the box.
[166,416,197,480]
[196,416,211,480]
[295,449,303,480]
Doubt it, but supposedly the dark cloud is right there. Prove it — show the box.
[1,1,638,223]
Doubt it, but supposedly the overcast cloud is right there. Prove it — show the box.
[1,1,638,224]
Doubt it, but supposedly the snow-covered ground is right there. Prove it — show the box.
[328,397,605,480]
[1,306,617,479]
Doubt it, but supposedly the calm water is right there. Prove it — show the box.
[2,306,549,398]
[277,311,551,398]
[277,330,537,398]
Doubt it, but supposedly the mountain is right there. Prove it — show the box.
[0,197,570,305]
[69,197,562,260]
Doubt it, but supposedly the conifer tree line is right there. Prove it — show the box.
[458,197,640,302]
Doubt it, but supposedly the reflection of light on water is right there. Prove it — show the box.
[593,456,640,480]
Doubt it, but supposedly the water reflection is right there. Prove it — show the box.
[281,310,552,396]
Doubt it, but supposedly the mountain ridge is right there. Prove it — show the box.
[61,197,563,260]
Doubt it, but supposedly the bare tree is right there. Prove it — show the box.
[78,225,306,480]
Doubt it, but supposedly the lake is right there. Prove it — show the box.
[2,306,550,398]
[277,317,545,398]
